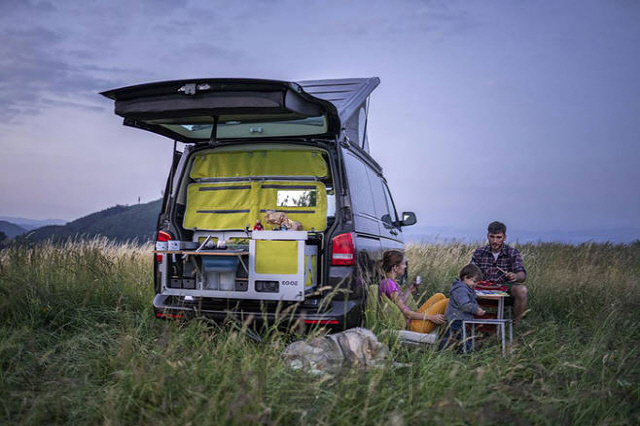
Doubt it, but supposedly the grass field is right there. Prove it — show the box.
[1,239,638,425]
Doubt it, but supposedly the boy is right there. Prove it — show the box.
[439,264,486,351]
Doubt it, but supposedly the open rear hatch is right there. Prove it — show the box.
[101,79,342,143]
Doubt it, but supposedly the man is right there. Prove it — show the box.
[471,221,528,323]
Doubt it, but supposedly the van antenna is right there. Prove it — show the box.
[209,116,219,146]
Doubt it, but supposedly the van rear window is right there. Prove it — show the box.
[150,115,327,140]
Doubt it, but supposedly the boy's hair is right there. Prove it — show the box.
[487,221,507,235]
[459,264,484,281]
[381,250,404,273]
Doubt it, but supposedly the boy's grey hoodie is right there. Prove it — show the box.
[445,278,479,321]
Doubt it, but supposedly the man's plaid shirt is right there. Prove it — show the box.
[471,244,526,284]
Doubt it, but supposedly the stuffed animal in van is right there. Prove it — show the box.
[263,210,303,231]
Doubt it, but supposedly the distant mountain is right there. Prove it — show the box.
[0,216,66,231]
[22,199,162,244]
[0,220,28,238]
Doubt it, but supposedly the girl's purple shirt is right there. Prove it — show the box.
[379,278,410,325]
[379,277,400,299]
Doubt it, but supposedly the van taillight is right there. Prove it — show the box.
[331,233,355,266]
[156,312,184,320]
[304,319,339,325]
[156,231,172,262]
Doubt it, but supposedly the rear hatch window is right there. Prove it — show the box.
[149,115,327,140]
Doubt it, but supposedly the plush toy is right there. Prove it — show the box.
[263,210,303,231]
[252,220,264,231]
[282,328,390,376]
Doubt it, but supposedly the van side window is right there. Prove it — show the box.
[366,168,392,224]
[344,152,375,216]
[382,182,399,226]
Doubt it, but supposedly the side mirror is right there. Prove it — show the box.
[381,214,393,229]
[400,212,417,227]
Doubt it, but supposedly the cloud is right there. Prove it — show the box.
[0,25,124,122]
[0,0,56,13]
[0,1,253,124]
[40,98,105,112]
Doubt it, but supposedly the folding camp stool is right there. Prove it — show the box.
[397,330,439,346]
[462,318,513,355]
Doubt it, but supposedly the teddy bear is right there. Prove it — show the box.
[263,210,303,231]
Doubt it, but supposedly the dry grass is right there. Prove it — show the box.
[1,239,638,425]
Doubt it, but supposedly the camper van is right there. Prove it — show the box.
[101,78,416,329]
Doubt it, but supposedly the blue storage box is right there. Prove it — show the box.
[202,256,239,272]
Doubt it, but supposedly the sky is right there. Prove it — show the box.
[1,0,639,241]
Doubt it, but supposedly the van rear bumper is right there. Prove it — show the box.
[152,294,362,329]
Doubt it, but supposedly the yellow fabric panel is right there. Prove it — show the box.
[305,254,316,289]
[258,181,327,231]
[187,211,251,230]
[255,240,298,275]
[184,182,255,230]
[183,180,326,231]
[188,182,253,209]
[190,150,327,179]
[184,211,252,231]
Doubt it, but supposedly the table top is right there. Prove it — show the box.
[475,289,510,299]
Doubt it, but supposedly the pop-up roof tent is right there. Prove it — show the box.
[100,77,380,152]
[296,78,380,152]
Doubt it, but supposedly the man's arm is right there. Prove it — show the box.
[505,271,526,283]
[506,248,526,283]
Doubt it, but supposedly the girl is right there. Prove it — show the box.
[379,250,447,332]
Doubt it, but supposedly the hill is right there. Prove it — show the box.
[0,220,28,238]
[22,199,162,243]
[0,216,66,230]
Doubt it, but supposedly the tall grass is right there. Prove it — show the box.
[406,241,640,325]
[1,239,638,425]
